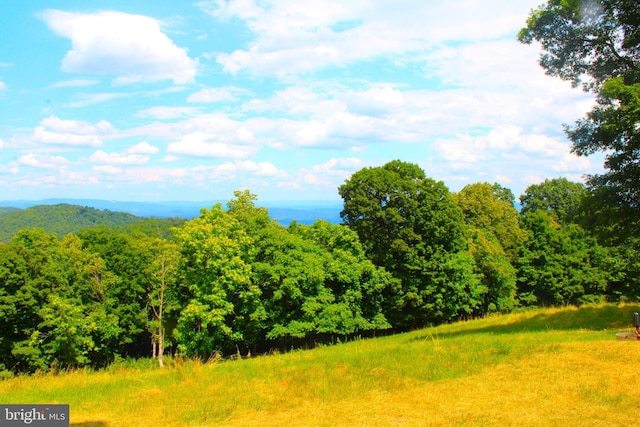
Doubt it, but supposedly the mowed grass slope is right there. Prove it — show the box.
[1,304,639,426]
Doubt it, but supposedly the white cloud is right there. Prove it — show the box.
[554,153,592,172]
[215,160,286,177]
[137,106,201,119]
[33,116,116,147]
[203,0,535,76]
[50,79,99,88]
[167,131,258,158]
[93,165,123,175]
[89,150,149,165]
[17,153,70,168]
[341,85,405,117]
[41,10,197,84]
[187,86,250,103]
[0,81,6,90]
[89,141,158,165]
[126,141,159,155]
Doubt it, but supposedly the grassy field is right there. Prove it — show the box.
[1,303,639,426]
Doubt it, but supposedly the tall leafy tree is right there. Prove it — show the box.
[519,0,640,225]
[519,178,587,226]
[339,160,482,327]
[468,228,517,313]
[227,190,393,348]
[516,211,612,306]
[290,220,393,334]
[79,228,149,357]
[173,204,260,357]
[455,182,526,259]
[134,236,181,367]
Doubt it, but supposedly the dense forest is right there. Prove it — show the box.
[0,204,185,243]
[1,0,639,375]
[0,165,638,375]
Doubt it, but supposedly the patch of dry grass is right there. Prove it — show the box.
[1,304,638,426]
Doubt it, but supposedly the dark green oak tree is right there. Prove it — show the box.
[339,160,483,327]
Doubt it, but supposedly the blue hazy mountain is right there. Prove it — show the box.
[0,198,343,225]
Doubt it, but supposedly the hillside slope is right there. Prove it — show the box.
[0,304,637,426]
[0,203,142,242]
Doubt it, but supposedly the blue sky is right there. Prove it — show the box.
[0,0,602,202]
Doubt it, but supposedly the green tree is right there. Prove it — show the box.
[339,160,482,327]
[290,220,393,333]
[515,211,611,306]
[468,229,517,313]
[78,228,148,358]
[519,0,639,91]
[135,237,181,367]
[173,204,260,357]
[2,229,67,371]
[455,182,526,259]
[519,0,640,224]
[519,178,587,226]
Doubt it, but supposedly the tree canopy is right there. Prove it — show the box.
[339,160,482,327]
[520,0,640,227]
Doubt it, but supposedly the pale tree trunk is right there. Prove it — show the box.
[156,253,166,368]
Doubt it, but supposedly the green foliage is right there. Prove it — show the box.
[468,228,517,313]
[567,78,640,220]
[520,0,640,228]
[515,211,612,306]
[0,207,20,217]
[0,204,183,243]
[455,182,526,259]
[519,178,587,226]
[0,204,141,243]
[339,160,482,327]
[173,204,259,357]
[519,0,640,92]
[226,190,393,349]
[1,180,638,375]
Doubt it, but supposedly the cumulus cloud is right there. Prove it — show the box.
[17,153,70,169]
[33,116,116,147]
[41,9,197,84]
[187,86,251,103]
[167,131,258,158]
[126,141,159,155]
[214,160,286,177]
[89,150,148,165]
[201,0,534,76]
[89,142,158,165]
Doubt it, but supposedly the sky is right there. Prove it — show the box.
[0,0,603,203]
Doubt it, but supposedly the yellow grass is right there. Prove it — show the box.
[1,304,639,426]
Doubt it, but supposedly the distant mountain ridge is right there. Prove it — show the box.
[0,199,343,242]
[0,204,143,243]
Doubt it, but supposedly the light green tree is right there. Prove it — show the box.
[174,205,260,357]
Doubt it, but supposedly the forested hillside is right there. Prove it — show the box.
[0,204,184,243]
[1,162,639,376]
[0,207,20,216]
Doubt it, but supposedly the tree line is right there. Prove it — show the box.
[0,170,636,375]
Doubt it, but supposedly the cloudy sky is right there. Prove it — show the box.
[0,0,602,202]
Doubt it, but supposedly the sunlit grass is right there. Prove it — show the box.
[1,303,638,426]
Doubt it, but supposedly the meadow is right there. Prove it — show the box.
[1,303,639,426]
